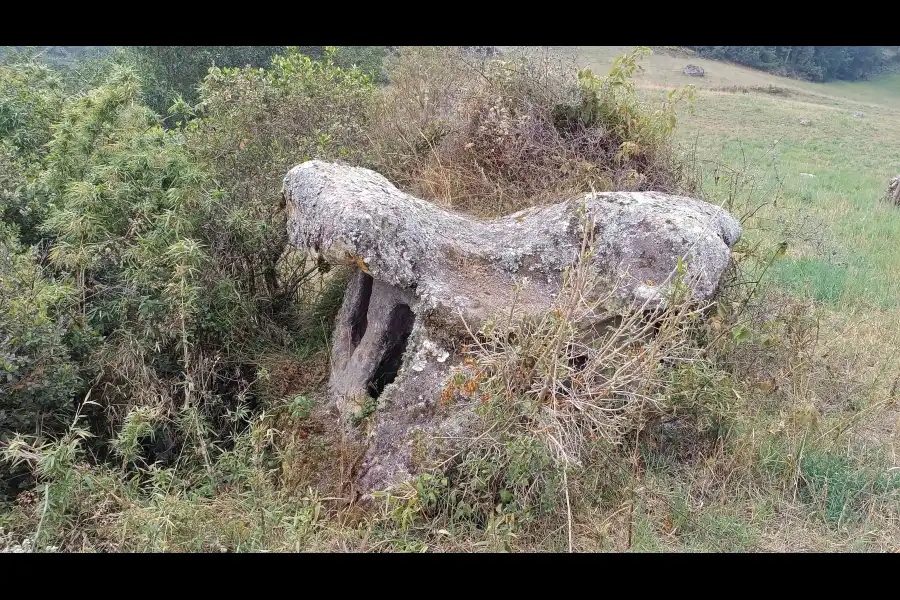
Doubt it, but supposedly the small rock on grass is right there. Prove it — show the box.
[683,64,705,77]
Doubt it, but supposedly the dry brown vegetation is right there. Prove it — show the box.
[368,47,692,217]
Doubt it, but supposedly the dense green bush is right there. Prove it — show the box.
[185,46,376,318]
[20,48,376,454]
[0,62,80,502]
[0,223,79,438]
[0,63,63,158]
[331,46,392,82]
[0,63,65,243]
[124,46,390,120]
[126,46,286,116]
[0,47,377,472]
[38,66,216,419]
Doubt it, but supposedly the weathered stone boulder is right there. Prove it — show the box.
[283,160,741,495]
[886,176,900,206]
[683,64,705,77]
[461,46,501,59]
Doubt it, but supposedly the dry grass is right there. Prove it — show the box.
[461,219,703,461]
[367,47,690,218]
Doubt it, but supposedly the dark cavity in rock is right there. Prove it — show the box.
[350,273,374,347]
[368,303,415,398]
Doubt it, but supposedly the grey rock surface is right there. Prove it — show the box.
[461,46,501,59]
[683,64,705,77]
[886,176,900,206]
[283,160,742,495]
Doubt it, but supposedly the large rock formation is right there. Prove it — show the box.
[283,160,741,496]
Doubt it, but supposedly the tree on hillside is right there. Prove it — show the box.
[687,46,887,81]
[126,46,286,115]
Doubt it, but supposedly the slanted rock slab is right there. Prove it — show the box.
[283,160,741,495]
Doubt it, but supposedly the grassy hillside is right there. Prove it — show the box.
[542,47,900,551]
[556,46,900,308]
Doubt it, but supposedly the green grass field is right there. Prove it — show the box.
[554,47,900,552]
[559,46,900,309]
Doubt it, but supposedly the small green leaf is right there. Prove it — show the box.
[731,324,750,342]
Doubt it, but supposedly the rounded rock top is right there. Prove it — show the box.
[683,64,705,77]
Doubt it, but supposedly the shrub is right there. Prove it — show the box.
[369,46,693,217]
[125,46,286,117]
[185,45,376,322]
[128,45,386,121]
[0,224,79,438]
[0,62,63,159]
[0,63,65,243]
[332,46,392,83]
[29,49,376,453]
[37,66,216,425]
[0,222,80,500]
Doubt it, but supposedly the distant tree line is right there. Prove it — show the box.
[129,46,395,114]
[1,47,393,116]
[686,46,898,82]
